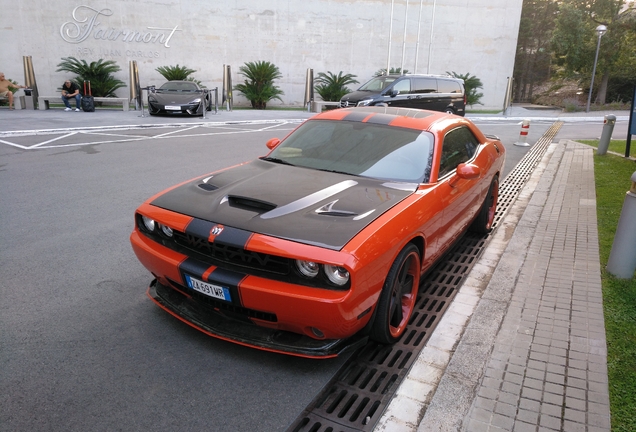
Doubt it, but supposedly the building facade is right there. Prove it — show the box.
[1,0,523,110]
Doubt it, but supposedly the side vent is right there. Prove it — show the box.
[228,196,277,213]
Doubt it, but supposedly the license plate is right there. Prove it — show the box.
[165,105,181,110]
[185,275,232,302]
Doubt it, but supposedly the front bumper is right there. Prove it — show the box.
[148,278,366,358]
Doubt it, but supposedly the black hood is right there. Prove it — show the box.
[151,159,416,250]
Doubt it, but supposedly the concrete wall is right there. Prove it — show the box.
[1,0,523,110]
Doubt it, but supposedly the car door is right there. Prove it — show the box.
[435,126,481,248]
[384,78,411,107]
[411,77,439,111]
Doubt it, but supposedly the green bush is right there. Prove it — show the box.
[56,57,126,97]
[447,71,483,106]
[314,71,358,102]
[155,64,204,87]
[234,61,284,109]
[374,67,409,77]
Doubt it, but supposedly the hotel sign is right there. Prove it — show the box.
[60,6,181,48]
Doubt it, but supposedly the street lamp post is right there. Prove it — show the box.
[586,24,607,113]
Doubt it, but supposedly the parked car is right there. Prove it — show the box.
[147,80,210,116]
[130,107,504,358]
[340,74,466,116]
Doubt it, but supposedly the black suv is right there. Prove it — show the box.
[340,74,466,116]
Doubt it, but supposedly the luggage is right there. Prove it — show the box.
[81,81,95,112]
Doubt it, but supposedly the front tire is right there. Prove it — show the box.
[470,176,499,234]
[370,244,421,344]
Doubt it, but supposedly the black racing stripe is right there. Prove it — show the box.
[365,113,395,125]
[179,257,210,280]
[185,218,215,238]
[342,111,372,123]
[215,226,252,248]
[207,268,247,306]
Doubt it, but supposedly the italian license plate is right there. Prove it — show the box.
[165,105,181,110]
[185,275,232,302]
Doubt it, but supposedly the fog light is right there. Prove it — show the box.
[296,260,319,278]
[310,327,325,338]
[141,215,155,232]
[324,265,350,286]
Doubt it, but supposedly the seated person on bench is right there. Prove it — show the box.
[61,79,81,111]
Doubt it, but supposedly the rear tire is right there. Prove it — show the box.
[370,244,420,344]
[445,107,456,115]
[470,176,499,234]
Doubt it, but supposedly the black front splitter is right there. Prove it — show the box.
[147,279,367,359]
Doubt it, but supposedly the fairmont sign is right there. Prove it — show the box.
[60,5,181,48]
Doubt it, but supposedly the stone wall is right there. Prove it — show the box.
[0,0,523,110]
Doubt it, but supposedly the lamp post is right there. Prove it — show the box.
[586,24,607,113]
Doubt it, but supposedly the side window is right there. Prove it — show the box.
[438,127,479,178]
[411,77,437,94]
[392,78,411,95]
[437,79,462,94]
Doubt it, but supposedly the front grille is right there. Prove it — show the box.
[172,230,291,275]
[165,278,277,322]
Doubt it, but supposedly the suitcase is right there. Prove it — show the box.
[81,81,95,112]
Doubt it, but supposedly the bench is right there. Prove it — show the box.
[38,95,130,111]
[0,94,26,109]
[310,101,340,113]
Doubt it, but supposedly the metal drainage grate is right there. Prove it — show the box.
[287,122,563,432]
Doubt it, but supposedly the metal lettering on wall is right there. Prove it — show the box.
[60,5,181,48]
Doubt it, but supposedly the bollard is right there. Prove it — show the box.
[596,114,616,155]
[514,119,531,147]
[606,171,636,278]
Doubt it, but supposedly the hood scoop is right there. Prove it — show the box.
[226,195,277,214]
[197,183,218,191]
[315,200,357,217]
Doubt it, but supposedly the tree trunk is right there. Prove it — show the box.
[596,72,609,105]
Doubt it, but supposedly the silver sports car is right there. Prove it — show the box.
[148,81,211,116]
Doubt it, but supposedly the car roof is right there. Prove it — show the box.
[310,107,447,130]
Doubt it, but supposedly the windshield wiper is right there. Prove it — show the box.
[260,156,295,166]
[316,168,359,176]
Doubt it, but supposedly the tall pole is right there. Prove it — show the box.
[414,0,424,73]
[386,0,395,75]
[427,0,437,74]
[586,25,607,113]
[400,0,409,75]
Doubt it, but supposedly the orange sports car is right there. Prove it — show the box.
[130,107,505,358]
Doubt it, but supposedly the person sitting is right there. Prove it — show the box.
[61,79,81,112]
[0,72,27,110]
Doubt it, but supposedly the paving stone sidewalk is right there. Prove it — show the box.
[418,140,610,432]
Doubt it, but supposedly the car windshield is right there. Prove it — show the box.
[265,120,434,183]
[159,82,199,92]
[358,76,397,92]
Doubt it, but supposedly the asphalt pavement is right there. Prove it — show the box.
[1,103,632,432]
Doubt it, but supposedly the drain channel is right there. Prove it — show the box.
[287,122,563,432]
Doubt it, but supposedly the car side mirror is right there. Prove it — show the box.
[455,163,481,180]
[389,89,398,97]
[266,138,281,150]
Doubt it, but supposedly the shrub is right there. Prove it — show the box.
[234,61,284,109]
[374,67,409,77]
[56,57,126,97]
[447,71,483,106]
[314,71,359,102]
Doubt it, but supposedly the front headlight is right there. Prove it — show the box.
[160,224,173,237]
[357,99,373,107]
[141,215,155,232]
[296,260,319,278]
[191,98,201,103]
[324,265,350,286]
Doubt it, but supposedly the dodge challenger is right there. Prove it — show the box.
[130,107,505,358]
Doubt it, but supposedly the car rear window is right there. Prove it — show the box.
[437,79,463,94]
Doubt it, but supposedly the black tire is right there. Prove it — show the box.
[445,107,456,115]
[370,244,421,344]
[470,176,499,234]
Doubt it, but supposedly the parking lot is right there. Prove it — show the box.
[0,108,630,431]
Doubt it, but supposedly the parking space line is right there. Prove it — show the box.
[31,132,78,149]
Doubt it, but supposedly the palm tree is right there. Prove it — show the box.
[447,71,484,106]
[56,57,126,97]
[234,61,284,109]
[314,71,359,102]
